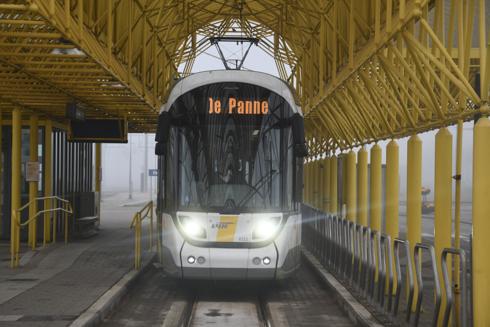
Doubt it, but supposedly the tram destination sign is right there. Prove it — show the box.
[208,97,268,115]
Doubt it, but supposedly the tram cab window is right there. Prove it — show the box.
[157,81,304,214]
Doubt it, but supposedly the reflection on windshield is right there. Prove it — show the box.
[179,116,283,212]
[174,82,294,213]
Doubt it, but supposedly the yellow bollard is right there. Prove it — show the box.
[370,144,382,231]
[330,155,338,215]
[386,140,399,294]
[44,120,53,245]
[346,151,357,222]
[323,157,330,212]
[407,135,422,311]
[28,114,38,249]
[472,117,490,326]
[357,148,368,226]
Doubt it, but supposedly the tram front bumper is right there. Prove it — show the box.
[180,242,278,280]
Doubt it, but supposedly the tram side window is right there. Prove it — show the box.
[178,129,200,210]
[157,155,165,212]
[164,128,177,211]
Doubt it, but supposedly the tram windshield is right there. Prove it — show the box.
[170,82,296,213]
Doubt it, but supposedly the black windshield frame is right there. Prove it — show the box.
[168,82,296,214]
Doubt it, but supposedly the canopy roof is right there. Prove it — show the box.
[0,0,487,153]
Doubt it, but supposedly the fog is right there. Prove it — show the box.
[101,41,475,204]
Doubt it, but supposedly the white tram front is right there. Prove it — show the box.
[154,70,307,280]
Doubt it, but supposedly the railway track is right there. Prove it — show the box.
[101,260,355,327]
[180,293,271,327]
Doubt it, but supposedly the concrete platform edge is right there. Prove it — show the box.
[301,248,384,327]
[69,253,157,327]
[161,299,194,327]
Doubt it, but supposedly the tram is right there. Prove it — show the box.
[154,70,307,280]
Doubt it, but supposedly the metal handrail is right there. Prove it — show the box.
[413,243,442,327]
[130,201,154,269]
[441,248,467,327]
[10,196,73,268]
[392,238,414,319]
[378,234,393,310]
[301,205,470,327]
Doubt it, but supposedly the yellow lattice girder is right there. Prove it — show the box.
[0,0,487,139]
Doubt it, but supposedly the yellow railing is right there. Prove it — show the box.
[10,196,73,268]
[130,201,154,269]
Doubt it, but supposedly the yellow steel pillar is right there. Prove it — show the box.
[10,108,21,266]
[322,157,330,212]
[0,109,2,237]
[330,155,338,215]
[370,144,382,282]
[357,148,368,226]
[407,135,422,310]
[472,117,490,326]
[316,160,323,209]
[454,121,463,322]
[346,151,357,222]
[28,115,38,249]
[303,162,308,204]
[342,154,347,215]
[43,121,52,245]
[434,128,453,323]
[305,161,311,205]
[386,140,399,293]
[385,140,399,239]
[311,161,316,207]
[95,143,102,193]
[95,143,102,222]
[370,144,382,231]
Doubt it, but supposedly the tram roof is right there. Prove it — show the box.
[161,70,301,116]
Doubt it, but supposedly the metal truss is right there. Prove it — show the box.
[0,0,487,138]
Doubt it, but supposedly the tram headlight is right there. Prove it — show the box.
[178,215,207,239]
[252,216,282,241]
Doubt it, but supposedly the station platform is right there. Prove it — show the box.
[0,193,467,327]
[0,193,153,327]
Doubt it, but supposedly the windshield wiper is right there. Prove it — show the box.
[236,169,278,209]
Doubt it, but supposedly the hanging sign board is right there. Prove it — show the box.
[25,161,40,182]
[69,118,128,143]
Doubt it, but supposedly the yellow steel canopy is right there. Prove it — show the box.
[0,0,487,151]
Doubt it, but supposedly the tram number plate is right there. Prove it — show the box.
[215,215,238,242]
